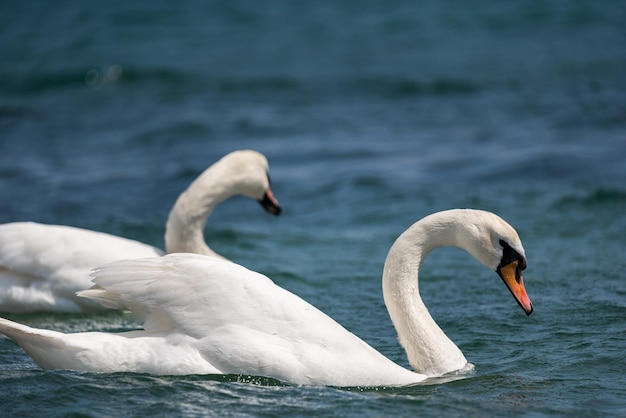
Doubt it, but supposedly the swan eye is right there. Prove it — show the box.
[498,239,526,271]
[266,170,272,186]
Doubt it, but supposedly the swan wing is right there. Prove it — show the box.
[83,253,422,386]
[84,253,329,337]
[0,222,162,312]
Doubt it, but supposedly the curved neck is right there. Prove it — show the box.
[382,212,469,376]
[164,166,234,258]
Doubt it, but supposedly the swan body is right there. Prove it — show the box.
[0,209,533,386]
[0,150,281,313]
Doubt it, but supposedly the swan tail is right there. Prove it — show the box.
[0,317,76,369]
[0,317,37,341]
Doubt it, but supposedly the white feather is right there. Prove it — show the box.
[0,150,279,313]
[0,209,533,387]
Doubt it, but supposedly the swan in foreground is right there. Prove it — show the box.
[0,209,532,386]
[0,150,281,313]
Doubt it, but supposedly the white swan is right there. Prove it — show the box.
[0,209,533,386]
[0,150,281,313]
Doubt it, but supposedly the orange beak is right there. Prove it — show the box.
[497,260,533,315]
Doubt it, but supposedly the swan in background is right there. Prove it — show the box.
[0,150,281,313]
[0,209,532,386]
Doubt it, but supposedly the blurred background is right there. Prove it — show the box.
[1,0,624,258]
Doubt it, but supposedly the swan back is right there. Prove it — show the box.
[80,253,423,386]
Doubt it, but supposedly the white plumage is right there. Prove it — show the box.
[0,209,533,387]
[0,150,280,313]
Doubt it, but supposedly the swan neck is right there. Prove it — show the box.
[164,166,233,257]
[382,215,468,376]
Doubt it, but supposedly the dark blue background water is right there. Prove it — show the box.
[1,1,625,416]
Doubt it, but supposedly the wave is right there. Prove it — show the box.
[348,76,481,98]
[553,188,626,209]
[1,65,487,99]
[0,67,199,94]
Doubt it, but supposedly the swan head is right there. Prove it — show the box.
[213,150,282,216]
[453,210,533,315]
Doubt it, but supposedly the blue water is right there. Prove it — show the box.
[1,0,625,416]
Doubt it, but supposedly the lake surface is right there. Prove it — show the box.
[1,0,625,416]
